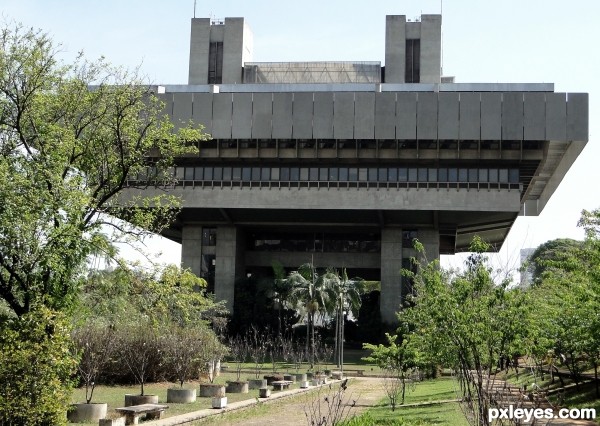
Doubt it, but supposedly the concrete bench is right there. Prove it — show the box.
[115,403,168,425]
[343,369,365,376]
[272,380,294,391]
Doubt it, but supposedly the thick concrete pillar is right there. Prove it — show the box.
[380,228,403,324]
[420,15,442,83]
[384,15,406,83]
[188,18,211,85]
[181,225,203,276]
[215,226,244,311]
[222,18,252,84]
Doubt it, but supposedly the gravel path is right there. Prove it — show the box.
[194,377,387,426]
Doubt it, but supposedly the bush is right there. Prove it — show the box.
[0,307,78,425]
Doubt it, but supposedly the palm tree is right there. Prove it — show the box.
[330,268,364,370]
[286,263,334,367]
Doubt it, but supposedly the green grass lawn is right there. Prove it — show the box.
[70,371,301,425]
[343,378,468,426]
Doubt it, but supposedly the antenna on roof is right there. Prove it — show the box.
[193,0,197,18]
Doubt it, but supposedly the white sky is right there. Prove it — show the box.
[2,0,598,277]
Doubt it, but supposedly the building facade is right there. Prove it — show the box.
[131,15,588,323]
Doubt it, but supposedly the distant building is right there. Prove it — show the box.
[130,15,588,323]
[519,248,536,288]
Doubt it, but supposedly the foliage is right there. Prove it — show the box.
[0,23,205,318]
[116,318,160,396]
[77,264,226,327]
[526,238,585,283]
[0,307,78,425]
[401,236,529,426]
[71,319,115,403]
[247,325,269,379]
[163,323,218,388]
[363,333,419,410]
[227,334,249,381]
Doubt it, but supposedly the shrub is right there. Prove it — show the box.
[0,307,78,425]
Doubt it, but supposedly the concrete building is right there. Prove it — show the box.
[131,15,588,323]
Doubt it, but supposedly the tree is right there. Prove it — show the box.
[71,320,115,403]
[0,307,78,425]
[527,238,585,283]
[0,23,205,318]
[402,237,529,426]
[329,268,363,369]
[363,333,419,410]
[164,324,217,388]
[286,263,333,367]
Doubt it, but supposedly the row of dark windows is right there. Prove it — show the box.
[249,232,382,253]
[173,166,520,184]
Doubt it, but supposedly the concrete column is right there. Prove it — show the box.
[188,18,211,85]
[384,15,406,83]
[380,227,403,324]
[222,18,252,84]
[418,228,440,261]
[215,226,244,311]
[181,225,203,276]
[419,15,442,84]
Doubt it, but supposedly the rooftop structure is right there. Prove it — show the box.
[129,15,589,323]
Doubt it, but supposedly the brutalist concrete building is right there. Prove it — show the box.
[135,15,588,322]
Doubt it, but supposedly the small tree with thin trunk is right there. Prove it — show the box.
[247,326,268,379]
[164,324,215,388]
[227,334,249,381]
[117,319,159,396]
[72,321,115,403]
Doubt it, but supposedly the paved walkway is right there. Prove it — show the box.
[144,378,386,426]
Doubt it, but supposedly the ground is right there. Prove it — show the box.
[192,377,387,425]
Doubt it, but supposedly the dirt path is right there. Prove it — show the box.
[195,377,386,426]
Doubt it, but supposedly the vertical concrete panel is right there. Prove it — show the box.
[188,18,210,84]
[523,92,545,140]
[380,228,402,324]
[481,92,502,140]
[173,93,193,131]
[396,92,417,139]
[417,92,438,140]
[211,93,233,139]
[232,93,252,139]
[375,92,396,139]
[157,93,173,121]
[545,93,567,141]
[251,92,272,139]
[419,15,442,83]
[459,92,480,140]
[418,229,440,261]
[437,92,459,140]
[313,92,334,139]
[384,15,406,83]
[333,92,355,139]
[181,225,203,277]
[272,93,293,139]
[567,93,589,142]
[354,92,375,140]
[222,18,245,84]
[215,226,240,310]
[292,92,313,139]
[502,92,524,140]
[192,92,213,135]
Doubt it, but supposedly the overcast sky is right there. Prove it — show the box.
[2,0,598,276]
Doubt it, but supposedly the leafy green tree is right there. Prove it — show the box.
[363,333,419,409]
[0,23,204,318]
[527,238,585,283]
[329,268,364,369]
[0,307,78,425]
[286,263,334,367]
[402,237,529,426]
